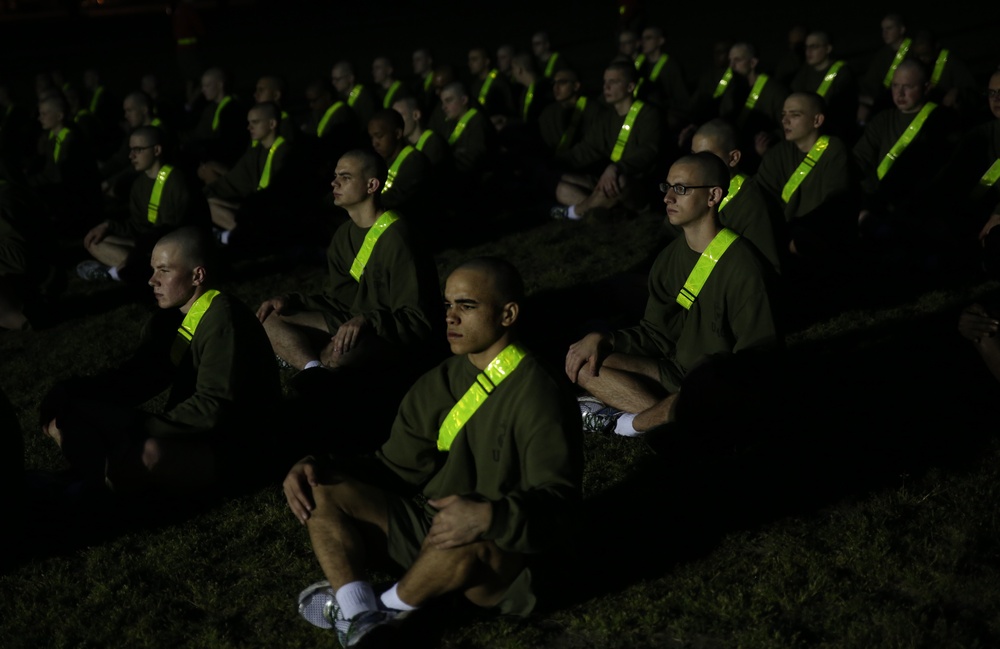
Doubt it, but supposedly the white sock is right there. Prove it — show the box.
[303,360,322,370]
[108,266,121,281]
[567,205,582,220]
[336,581,379,621]
[614,412,642,437]
[379,583,418,612]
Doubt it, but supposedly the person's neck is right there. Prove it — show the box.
[813,58,832,72]
[381,78,395,90]
[478,69,491,81]
[747,70,760,85]
[613,95,633,116]
[406,124,424,144]
[468,332,512,371]
[794,130,819,153]
[259,132,277,149]
[900,101,925,115]
[349,202,381,229]
[144,159,164,179]
[180,286,208,314]
[386,143,404,164]
[682,216,722,253]
[562,95,580,108]
[647,50,662,62]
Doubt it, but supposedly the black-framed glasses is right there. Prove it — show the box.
[986,89,1000,99]
[659,183,715,195]
[129,145,154,154]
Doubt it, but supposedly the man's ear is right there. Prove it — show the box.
[191,265,206,286]
[500,301,519,328]
[707,186,725,208]
[367,177,381,195]
[728,149,742,169]
[814,113,826,129]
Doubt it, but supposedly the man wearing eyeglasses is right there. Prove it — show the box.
[79,125,198,283]
[565,152,780,437]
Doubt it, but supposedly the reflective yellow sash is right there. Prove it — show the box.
[177,37,197,46]
[882,38,912,88]
[383,80,403,109]
[383,146,414,192]
[742,74,770,116]
[713,68,733,99]
[557,96,588,153]
[349,210,399,281]
[930,49,949,88]
[212,96,232,132]
[610,100,644,163]
[973,159,1000,200]
[74,109,90,123]
[634,54,669,98]
[416,129,434,151]
[781,136,830,203]
[676,228,740,310]
[347,85,365,108]
[423,72,434,92]
[876,102,937,180]
[477,69,498,107]
[719,173,746,212]
[50,127,70,162]
[256,136,285,191]
[437,343,526,452]
[171,289,220,365]
[544,52,560,78]
[448,109,479,145]
[150,117,162,127]
[88,86,104,114]
[317,101,345,137]
[816,61,845,97]
[522,83,535,121]
[633,54,646,71]
[147,165,174,224]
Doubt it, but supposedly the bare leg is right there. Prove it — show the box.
[397,539,524,608]
[208,199,239,231]
[86,235,134,269]
[577,352,677,432]
[262,311,331,369]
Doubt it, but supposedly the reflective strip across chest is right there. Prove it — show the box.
[437,344,526,452]
[171,289,220,365]
[719,174,746,212]
[349,211,400,281]
[257,137,286,191]
[212,96,232,132]
[676,229,740,310]
[557,96,588,153]
[742,74,769,113]
[383,146,414,192]
[478,70,498,106]
[610,101,644,163]
[383,80,403,108]
[883,39,912,88]
[317,102,345,137]
[448,109,479,145]
[782,136,830,203]
[147,165,175,224]
[974,158,1000,200]
[876,103,937,180]
[816,61,845,97]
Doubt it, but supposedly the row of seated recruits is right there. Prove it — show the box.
[36,147,781,646]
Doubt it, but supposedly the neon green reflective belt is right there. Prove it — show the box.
[633,54,646,71]
[177,37,197,46]
[930,49,949,88]
[150,117,162,127]
[544,52,560,78]
[973,158,1000,200]
[448,109,479,145]
[212,96,232,132]
[171,289,220,365]
[743,74,769,111]
[876,102,937,180]
[816,61,845,97]
[89,86,104,114]
[610,100,644,163]
[676,228,740,310]
[883,38,912,88]
[147,165,174,224]
[423,72,433,92]
[74,109,90,123]
[633,55,667,98]
[51,127,70,163]
[317,101,345,137]
[557,96,588,153]
[477,70,498,107]
[781,136,830,203]
[383,146,414,192]
[416,129,434,151]
[348,85,364,108]
[383,80,403,109]
[349,210,400,281]
[713,68,733,98]
[257,136,285,191]
[719,173,746,212]
[522,83,535,121]
[437,343,527,452]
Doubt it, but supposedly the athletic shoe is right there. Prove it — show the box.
[298,579,341,630]
[579,398,623,434]
[76,260,111,281]
[335,608,405,647]
[274,354,293,370]
[550,205,570,220]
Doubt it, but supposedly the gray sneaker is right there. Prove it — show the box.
[76,260,111,281]
[298,579,341,630]
[335,608,406,647]
[550,205,570,220]
[579,396,623,434]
